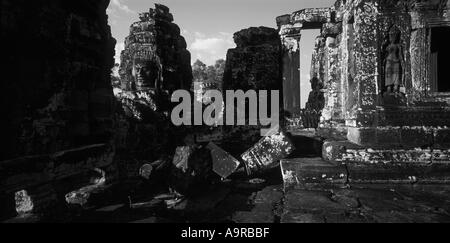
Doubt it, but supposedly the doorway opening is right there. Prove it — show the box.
[430,27,450,93]
[299,29,321,108]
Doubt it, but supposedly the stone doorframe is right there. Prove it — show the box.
[410,2,450,101]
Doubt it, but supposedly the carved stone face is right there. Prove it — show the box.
[132,59,157,90]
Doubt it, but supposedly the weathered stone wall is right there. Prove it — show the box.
[221,27,282,152]
[0,0,116,218]
[223,27,281,91]
[1,0,116,160]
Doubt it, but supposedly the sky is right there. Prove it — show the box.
[107,0,335,107]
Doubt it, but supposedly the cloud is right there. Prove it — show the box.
[110,0,135,15]
[194,32,207,38]
[190,33,235,65]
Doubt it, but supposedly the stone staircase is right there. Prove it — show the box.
[281,131,450,189]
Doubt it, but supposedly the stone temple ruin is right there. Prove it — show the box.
[119,4,192,94]
[279,0,450,187]
[1,0,450,223]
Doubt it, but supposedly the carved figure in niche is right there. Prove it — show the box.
[132,58,161,92]
[383,26,405,94]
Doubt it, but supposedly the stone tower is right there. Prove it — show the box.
[119,4,192,94]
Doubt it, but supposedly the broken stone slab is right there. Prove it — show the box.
[241,131,294,175]
[15,190,34,215]
[65,184,111,208]
[281,157,348,190]
[172,146,195,172]
[207,142,241,179]
[139,164,153,180]
[65,169,109,208]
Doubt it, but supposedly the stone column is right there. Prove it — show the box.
[280,24,302,115]
[321,36,342,122]
[409,9,430,101]
[354,1,379,112]
[347,0,380,144]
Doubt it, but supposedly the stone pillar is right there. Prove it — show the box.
[354,1,379,112]
[321,36,342,122]
[347,0,380,144]
[280,23,302,115]
[410,9,430,101]
[340,17,356,121]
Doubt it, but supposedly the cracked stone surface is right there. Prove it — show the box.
[282,184,450,223]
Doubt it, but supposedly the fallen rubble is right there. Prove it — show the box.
[208,142,241,179]
[242,131,295,176]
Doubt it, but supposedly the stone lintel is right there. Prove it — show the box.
[279,23,302,39]
[291,8,333,25]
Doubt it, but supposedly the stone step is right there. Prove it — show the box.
[323,140,450,164]
[281,157,450,189]
[345,162,450,184]
[281,158,347,189]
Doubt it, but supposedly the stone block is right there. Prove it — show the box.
[172,146,194,172]
[347,127,377,146]
[139,164,153,180]
[241,132,294,175]
[207,143,241,179]
[399,127,433,147]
